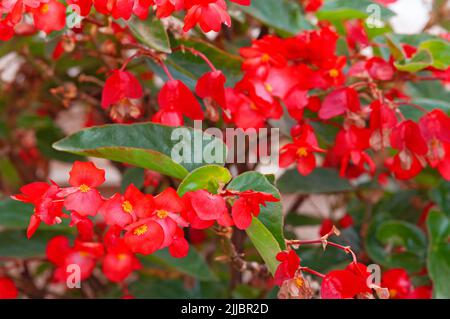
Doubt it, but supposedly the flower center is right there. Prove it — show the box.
[122,200,133,214]
[329,68,339,78]
[40,4,49,14]
[249,102,258,111]
[156,209,169,219]
[296,147,308,157]
[295,277,303,288]
[117,254,127,261]
[79,184,90,193]
[133,224,148,236]
[264,83,273,93]
[389,289,397,298]
[261,53,270,62]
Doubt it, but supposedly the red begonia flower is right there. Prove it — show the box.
[229,190,279,230]
[157,79,204,124]
[70,212,95,241]
[168,227,189,258]
[304,0,323,12]
[0,277,18,299]
[319,87,360,120]
[46,235,72,266]
[279,124,325,176]
[31,0,66,34]
[274,250,301,286]
[67,0,93,16]
[405,286,432,299]
[365,57,395,81]
[0,19,15,41]
[319,219,334,237]
[154,0,184,18]
[224,88,266,129]
[240,35,287,74]
[369,100,398,150]
[100,184,154,228]
[124,219,165,255]
[345,19,369,50]
[338,213,354,229]
[12,181,66,238]
[58,161,105,216]
[101,70,143,109]
[102,240,142,282]
[195,70,227,109]
[183,0,231,33]
[381,268,412,299]
[321,268,369,299]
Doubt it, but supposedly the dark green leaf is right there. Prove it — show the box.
[427,211,450,298]
[128,15,171,53]
[121,167,145,192]
[277,168,353,194]
[53,122,227,180]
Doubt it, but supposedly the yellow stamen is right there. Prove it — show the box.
[265,83,273,93]
[156,209,169,219]
[329,68,339,78]
[261,53,270,62]
[389,289,397,298]
[122,200,133,214]
[79,184,90,193]
[133,224,148,236]
[40,4,49,14]
[296,147,308,157]
[117,254,127,261]
[295,277,303,288]
[250,102,258,111]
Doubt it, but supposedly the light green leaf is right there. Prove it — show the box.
[177,165,232,196]
[128,15,171,53]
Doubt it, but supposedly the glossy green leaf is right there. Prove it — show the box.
[238,0,307,36]
[277,168,353,194]
[53,122,227,180]
[245,218,281,275]
[128,15,171,53]
[427,211,450,298]
[142,248,217,282]
[177,165,232,196]
[227,171,285,248]
[121,167,145,192]
[394,49,434,72]
[419,39,450,70]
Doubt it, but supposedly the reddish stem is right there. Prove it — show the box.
[173,45,217,71]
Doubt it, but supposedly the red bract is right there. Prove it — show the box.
[303,0,323,12]
[101,70,143,109]
[155,0,184,18]
[240,35,287,73]
[195,70,227,109]
[58,161,105,216]
[12,181,66,238]
[369,100,398,150]
[154,79,204,125]
[318,87,360,120]
[338,213,353,229]
[100,184,154,228]
[389,120,428,179]
[46,236,72,266]
[0,277,18,299]
[183,0,231,33]
[224,88,266,129]
[229,190,279,230]
[319,219,334,237]
[345,19,369,50]
[67,0,93,16]
[274,250,300,286]
[381,269,412,299]
[279,124,325,176]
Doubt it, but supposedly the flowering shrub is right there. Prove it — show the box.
[0,0,449,299]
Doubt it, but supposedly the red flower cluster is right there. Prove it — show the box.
[0,0,251,42]
[12,161,279,284]
[0,277,18,299]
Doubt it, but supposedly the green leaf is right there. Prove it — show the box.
[430,181,450,218]
[53,122,227,180]
[121,167,145,192]
[317,0,395,21]
[427,211,450,298]
[0,230,70,257]
[245,218,281,275]
[366,218,427,272]
[129,276,201,298]
[419,39,450,70]
[399,98,450,121]
[177,165,232,196]
[227,171,285,248]
[142,248,217,282]
[394,49,434,72]
[237,0,307,36]
[285,213,322,226]
[277,168,353,194]
[128,15,171,53]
